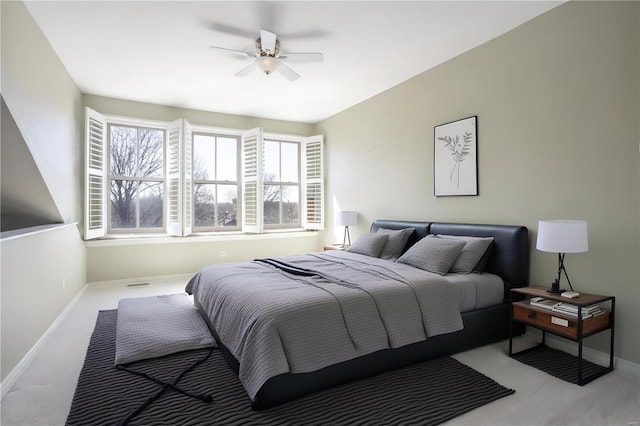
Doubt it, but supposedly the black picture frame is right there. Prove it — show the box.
[434,116,478,196]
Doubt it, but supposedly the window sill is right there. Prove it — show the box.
[84,229,318,247]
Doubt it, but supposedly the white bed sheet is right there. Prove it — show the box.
[444,272,504,312]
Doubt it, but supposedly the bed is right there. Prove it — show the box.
[186,220,529,410]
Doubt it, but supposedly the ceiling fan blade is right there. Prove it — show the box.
[204,22,256,39]
[234,62,256,77]
[276,62,300,81]
[279,52,323,63]
[260,29,277,54]
[209,45,255,59]
[278,29,329,40]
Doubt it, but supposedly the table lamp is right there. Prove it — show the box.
[536,219,588,294]
[335,211,357,246]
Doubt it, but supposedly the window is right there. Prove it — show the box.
[107,124,165,233]
[192,133,240,231]
[241,128,323,234]
[84,108,323,240]
[263,139,300,228]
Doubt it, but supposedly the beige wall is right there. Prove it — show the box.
[83,94,316,137]
[0,2,86,380]
[1,2,83,224]
[1,1,87,382]
[86,233,321,283]
[317,1,639,364]
[0,226,86,380]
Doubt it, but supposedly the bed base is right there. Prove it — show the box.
[196,300,524,410]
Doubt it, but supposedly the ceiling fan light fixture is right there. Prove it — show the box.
[211,29,321,80]
[257,56,280,75]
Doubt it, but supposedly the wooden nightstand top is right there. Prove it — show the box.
[511,286,613,305]
[323,244,346,251]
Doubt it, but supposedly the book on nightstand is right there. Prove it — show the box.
[529,297,559,310]
[551,302,603,318]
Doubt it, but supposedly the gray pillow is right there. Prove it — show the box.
[376,227,416,260]
[397,235,465,275]
[472,240,493,273]
[346,233,389,258]
[436,235,494,274]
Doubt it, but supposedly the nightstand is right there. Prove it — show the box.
[509,286,615,385]
[323,244,346,251]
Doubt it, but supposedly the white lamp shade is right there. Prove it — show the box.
[335,211,357,227]
[536,220,588,253]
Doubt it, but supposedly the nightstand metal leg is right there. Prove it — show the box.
[578,338,584,385]
[508,296,514,356]
[609,298,615,370]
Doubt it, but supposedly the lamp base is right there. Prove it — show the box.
[546,279,565,294]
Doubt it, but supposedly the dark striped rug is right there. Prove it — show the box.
[66,310,515,426]
[512,344,610,384]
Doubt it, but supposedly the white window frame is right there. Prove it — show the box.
[241,128,324,233]
[263,136,301,229]
[191,131,242,232]
[85,110,323,240]
[106,122,167,234]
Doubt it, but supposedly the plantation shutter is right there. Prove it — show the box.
[84,107,107,239]
[302,135,324,230]
[241,128,263,233]
[166,119,183,236]
[182,120,193,236]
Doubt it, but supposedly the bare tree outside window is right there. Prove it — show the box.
[109,125,164,231]
[192,133,239,230]
[263,140,300,227]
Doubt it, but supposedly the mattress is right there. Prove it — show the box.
[444,272,504,313]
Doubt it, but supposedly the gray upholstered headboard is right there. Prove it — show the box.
[370,220,530,291]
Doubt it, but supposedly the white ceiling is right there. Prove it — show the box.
[24,1,562,124]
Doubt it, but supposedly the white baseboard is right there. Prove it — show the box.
[1,285,88,400]
[524,329,640,381]
[88,272,194,288]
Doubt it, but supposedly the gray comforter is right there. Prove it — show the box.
[185,250,463,400]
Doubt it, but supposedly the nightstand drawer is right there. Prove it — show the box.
[512,303,610,339]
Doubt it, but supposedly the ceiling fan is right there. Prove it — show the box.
[209,29,323,81]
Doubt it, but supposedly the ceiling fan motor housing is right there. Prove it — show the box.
[256,38,280,57]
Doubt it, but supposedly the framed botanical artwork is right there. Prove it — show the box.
[434,116,478,196]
